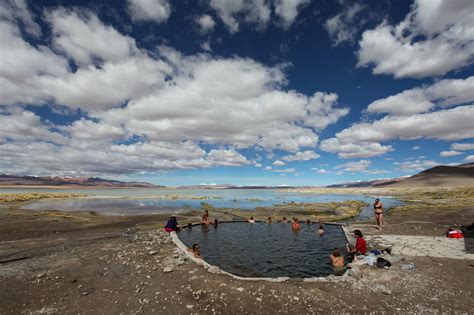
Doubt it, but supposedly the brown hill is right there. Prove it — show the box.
[385,163,474,187]
[0,175,159,188]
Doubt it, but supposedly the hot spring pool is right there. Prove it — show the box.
[177,222,348,278]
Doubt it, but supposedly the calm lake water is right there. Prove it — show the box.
[178,222,348,278]
[0,188,403,218]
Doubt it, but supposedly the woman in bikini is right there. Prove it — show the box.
[374,198,384,230]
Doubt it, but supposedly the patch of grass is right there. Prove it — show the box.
[0,193,85,203]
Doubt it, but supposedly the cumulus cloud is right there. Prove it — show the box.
[127,0,171,23]
[274,0,311,29]
[464,155,474,162]
[273,160,286,166]
[335,159,371,172]
[281,150,320,162]
[451,142,474,151]
[0,0,41,36]
[357,0,474,78]
[367,77,474,115]
[440,150,463,157]
[197,14,216,34]
[412,146,420,150]
[0,4,350,176]
[394,159,440,172]
[321,106,474,158]
[209,0,270,33]
[324,2,366,46]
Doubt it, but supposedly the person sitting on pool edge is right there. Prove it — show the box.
[164,215,181,232]
[292,218,301,230]
[330,248,345,276]
[188,243,201,258]
[346,229,367,262]
[248,216,256,223]
[318,219,325,235]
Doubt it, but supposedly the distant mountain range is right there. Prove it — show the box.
[0,175,159,188]
[327,163,474,188]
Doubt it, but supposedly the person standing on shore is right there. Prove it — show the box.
[373,198,384,230]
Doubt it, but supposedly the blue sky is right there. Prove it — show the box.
[1,0,473,186]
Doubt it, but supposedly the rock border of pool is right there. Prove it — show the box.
[170,220,351,282]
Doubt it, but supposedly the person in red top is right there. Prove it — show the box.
[346,229,367,262]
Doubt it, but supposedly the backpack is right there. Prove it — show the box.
[376,257,392,268]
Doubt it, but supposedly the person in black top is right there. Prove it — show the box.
[374,198,384,231]
[164,215,181,232]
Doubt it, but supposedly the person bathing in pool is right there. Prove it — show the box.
[373,198,384,230]
[202,209,210,225]
[318,219,325,235]
[267,216,272,224]
[330,248,345,276]
[188,243,201,258]
[292,218,301,231]
[248,216,256,223]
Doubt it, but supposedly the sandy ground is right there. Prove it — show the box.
[1,205,473,314]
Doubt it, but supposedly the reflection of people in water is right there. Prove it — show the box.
[267,216,272,224]
[373,198,384,231]
[188,243,201,258]
[330,248,345,276]
[318,219,325,235]
[202,210,210,225]
[291,218,301,231]
[248,216,256,223]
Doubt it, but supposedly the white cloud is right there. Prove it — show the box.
[273,160,286,166]
[316,169,329,174]
[254,163,263,167]
[197,14,216,34]
[335,159,371,172]
[281,150,320,162]
[271,168,296,173]
[209,0,271,33]
[464,155,474,162]
[324,2,366,46]
[451,142,474,151]
[264,166,272,171]
[357,0,474,78]
[127,0,171,23]
[200,41,212,52]
[321,106,474,158]
[0,3,351,176]
[412,146,420,150]
[367,77,474,115]
[0,0,41,36]
[394,159,440,172]
[274,0,311,29]
[440,150,463,157]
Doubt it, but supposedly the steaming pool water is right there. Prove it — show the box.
[177,221,348,278]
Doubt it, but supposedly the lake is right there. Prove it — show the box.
[0,187,403,219]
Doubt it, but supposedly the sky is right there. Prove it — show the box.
[0,0,474,186]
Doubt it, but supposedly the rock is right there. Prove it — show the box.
[293,297,300,301]
[163,267,174,273]
[256,297,262,302]
[148,250,158,255]
[36,273,46,278]
[236,287,244,292]
[207,266,220,274]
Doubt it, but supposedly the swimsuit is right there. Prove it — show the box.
[374,203,383,215]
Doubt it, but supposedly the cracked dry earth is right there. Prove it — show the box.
[0,210,473,314]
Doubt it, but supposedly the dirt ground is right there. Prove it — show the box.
[1,205,473,314]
